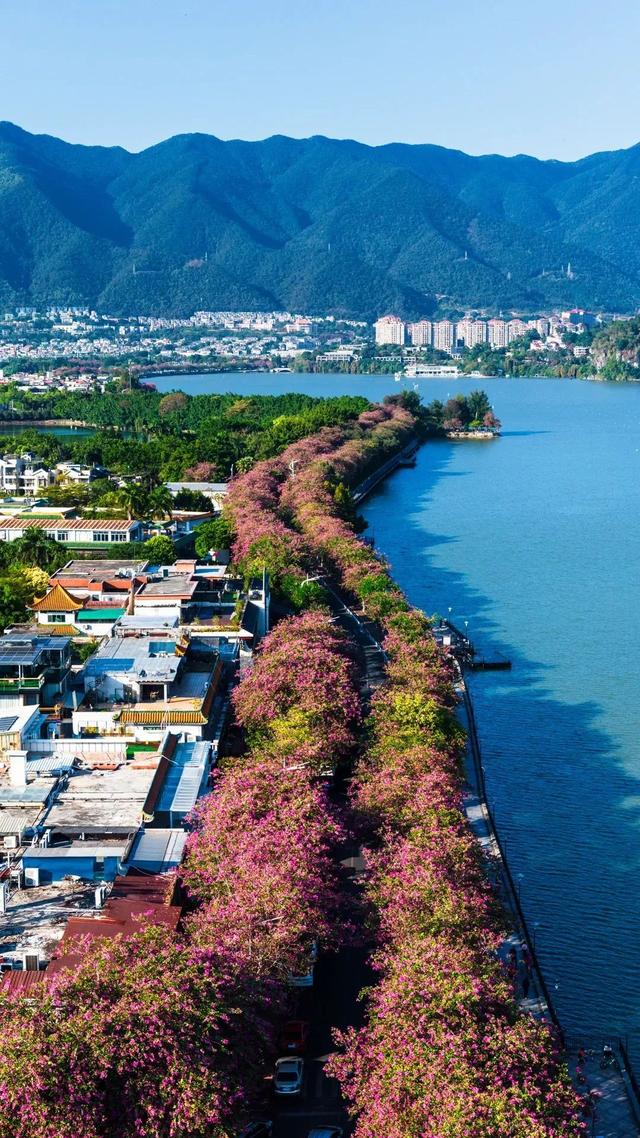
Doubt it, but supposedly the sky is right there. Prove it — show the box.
[1,0,639,161]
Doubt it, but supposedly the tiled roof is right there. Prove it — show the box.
[42,624,81,636]
[31,583,83,613]
[118,708,209,725]
[0,518,135,532]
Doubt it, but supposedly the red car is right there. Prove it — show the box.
[278,1019,310,1053]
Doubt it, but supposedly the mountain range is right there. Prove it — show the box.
[2,121,640,318]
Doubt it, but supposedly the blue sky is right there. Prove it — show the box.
[1,0,638,160]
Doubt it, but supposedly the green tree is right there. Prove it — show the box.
[11,530,68,572]
[117,484,148,520]
[148,485,174,520]
[144,534,176,564]
[158,392,189,417]
[194,516,235,558]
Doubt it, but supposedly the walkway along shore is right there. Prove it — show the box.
[352,446,640,1137]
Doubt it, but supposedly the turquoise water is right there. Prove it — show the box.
[158,370,640,1057]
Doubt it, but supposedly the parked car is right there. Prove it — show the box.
[238,1123,272,1138]
[278,1019,310,1053]
[307,1129,343,1138]
[274,1056,304,1096]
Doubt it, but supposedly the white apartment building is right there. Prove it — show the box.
[456,320,488,348]
[507,319,528,342]
[407,320,432,347]
[488,319,508,348]
[374,315,406,346]
[433,321,455,353]
[0,454,54,497]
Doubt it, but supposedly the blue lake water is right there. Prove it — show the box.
[157,370,640,1060]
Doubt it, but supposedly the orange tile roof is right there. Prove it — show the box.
[31,583,83,613]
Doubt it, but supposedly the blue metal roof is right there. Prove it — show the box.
[155,740,210,818]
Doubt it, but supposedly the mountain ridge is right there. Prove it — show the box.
[1,121,640,317]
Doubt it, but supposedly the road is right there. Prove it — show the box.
[272,590,384,1138]
[272,847,370,1138]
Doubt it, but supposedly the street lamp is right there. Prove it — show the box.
[516,872,524,901]
[532,921,541,950]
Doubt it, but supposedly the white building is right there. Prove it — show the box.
[433,321,455,353]
[0,454,54,496]
[488,319,508,348]
[407,320,432,347]
[0,518,142,545]
[507,319,528,343]
[374,315,405,346]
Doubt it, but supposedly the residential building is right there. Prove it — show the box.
[0,454,54,496]
[0,634,72,709]
[374,315,405,346]
[407,320,432,347]
[55,462,107,484]
[507,319,528,343]
[0,518,143,545]
[488,319,508,348]
[30,582,129,638]
[76,633,222,740]
[433,321,455,353]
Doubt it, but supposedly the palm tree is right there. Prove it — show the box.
[12,528,67,572]
[148,485,174,521]
[117,484,148,520]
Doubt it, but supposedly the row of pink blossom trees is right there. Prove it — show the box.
[224,397,585,1135]
[183,611,361,979]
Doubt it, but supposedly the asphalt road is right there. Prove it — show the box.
[267,585,384,1138]
[272,869,371,1138]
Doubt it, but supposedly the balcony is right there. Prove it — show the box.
[0,675,44,693]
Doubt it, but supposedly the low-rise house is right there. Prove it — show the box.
[31,582,128,638]
[55,462,108,484]
[0,454,54,496]
[76,633,222,741]
[0,518,143,545]
[166,482,228,510]
[0,633,72,709]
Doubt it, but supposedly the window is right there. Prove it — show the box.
[48,614,67,623]
[56,531,69,542]
[93,531,109,543]
[111,532,127,543]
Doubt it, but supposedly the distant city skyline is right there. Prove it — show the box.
[2,0,640,161]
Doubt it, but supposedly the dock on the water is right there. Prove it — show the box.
[433,619,512,672]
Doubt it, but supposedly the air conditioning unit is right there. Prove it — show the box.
[22,951,40,972]
[3,835,18,850]
[24,868,40,888]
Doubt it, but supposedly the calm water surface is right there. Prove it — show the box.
[159,371,640,1058]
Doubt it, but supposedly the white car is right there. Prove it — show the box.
[274,1056,304,1096]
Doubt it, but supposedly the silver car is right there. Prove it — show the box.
[274,1056,304,1096]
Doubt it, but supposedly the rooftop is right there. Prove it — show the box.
[0,879,98,962]
[42,764,161,833]
[126,827,187,873]
[136,575,199,599]
[53,559,149,580]
[83,636,186,683]
[0,635,71,666]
